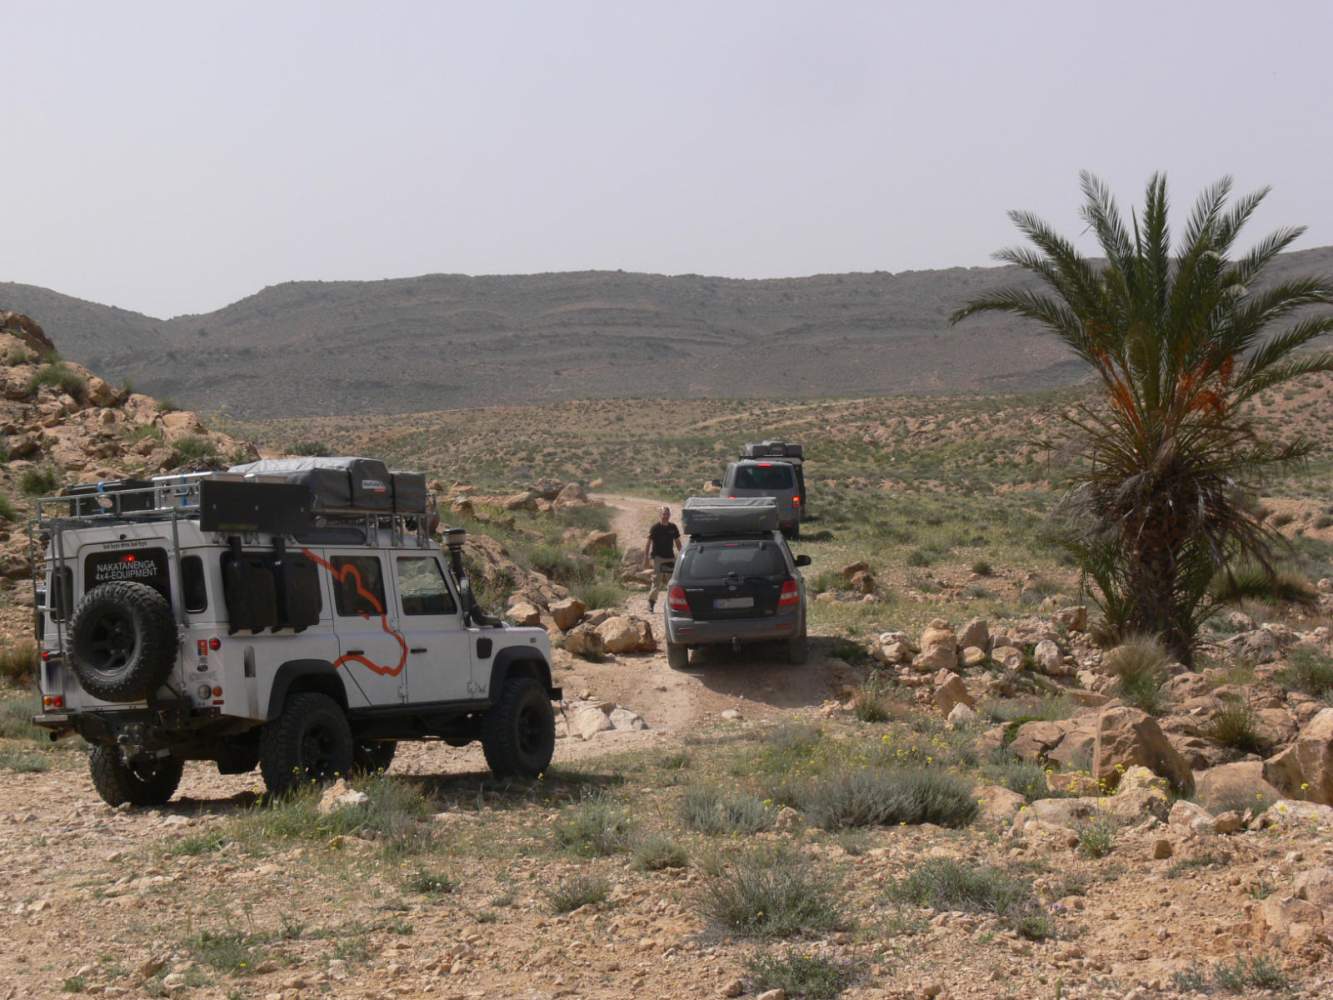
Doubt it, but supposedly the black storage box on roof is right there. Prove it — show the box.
[741,440,803,461]
[390,471,428,514]
[62,478,157,517]
[229,457,394,512]
[681,496,779,536]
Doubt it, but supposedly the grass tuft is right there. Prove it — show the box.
[1275,647,1333,700]
[19,465,60,496]
[681,786,774,835]
[546,874,610,914]
[887,857,1051,939]
[779,768,976,831]
[632,834,689,871]
[1205,698,1268,754]
[703,847,841,939]
[1105,635,1171,715]
[0,640,38,682]
[745,950,860,999]
[553,796,634,856]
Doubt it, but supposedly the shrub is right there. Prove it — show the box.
[403,869,457,896]
[26,362,86,401]
[971,559,994,576]
[703,848,841,939]
[887,858,1050,938]
[1212,953,1290,992]
[0,640,38,682]
[174,435,218,462]
[828,637,870,666]
[632,834,688,872]
[980,754,1050,802]
[1105,635,1170,715]
[546,874,609,914]
[851,672,897,723]
[187,929,267,974]
[19,465,60,496]
[0,494,17,523]
[1275,647,1333,700]
[554,796,633,856]
[1211,562,1317,607]
[745,950,859,1000]
[571,578,625,611]
[0,748,50,773]
[0,692,44,741]
[288,440,332,457]
[780,768,977,831]
[681,786,774,835]
[1076,816,1116,858]
[905,549,932,567]
[1205,698,1268,754]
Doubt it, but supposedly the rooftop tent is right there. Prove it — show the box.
[681,496,779,536]
[740,441,803,461]
[229,457,402,513]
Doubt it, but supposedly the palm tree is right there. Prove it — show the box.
[952,173,1333,664]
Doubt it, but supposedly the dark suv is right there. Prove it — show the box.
[663,500,810,668]
[717,460,802,536]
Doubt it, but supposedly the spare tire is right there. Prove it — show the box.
[68,581,177,702]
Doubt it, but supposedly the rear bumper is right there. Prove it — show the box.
[666,611,801,646]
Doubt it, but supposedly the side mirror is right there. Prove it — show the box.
[710,479,722,488]
[794,554,812,567]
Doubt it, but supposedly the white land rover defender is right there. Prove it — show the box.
[28,457,559,807]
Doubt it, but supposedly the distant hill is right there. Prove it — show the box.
[4,247,1331,418]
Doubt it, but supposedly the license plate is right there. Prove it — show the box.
[714,596,754,609]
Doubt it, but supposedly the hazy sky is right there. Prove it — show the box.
[5,0,1332,318]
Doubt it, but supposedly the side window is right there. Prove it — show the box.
[182,555,208,613]
[396,557,457,616]
[331,556,387,617]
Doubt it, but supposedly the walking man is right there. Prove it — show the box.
[644,505,682,612]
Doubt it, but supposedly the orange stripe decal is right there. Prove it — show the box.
[301,548,408,677]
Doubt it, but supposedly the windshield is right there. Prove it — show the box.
[679,541,786,580]
[732,464,794,490]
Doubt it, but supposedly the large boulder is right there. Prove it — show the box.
[1092,706,1193,794]
[1032,639,1068,676]
[561,623,605,659]
[580,530,618,555]
[0,310,55,356]
[1250,893,1326,952]
[569,705,613,740]
[1263,707,1333,805]
[596,616,643,655]
[549,597,587,632]
[506,600,542,627]
[933,673,974,716]
[912,642,957,674]
[974,785,1026,825]
[1008,720,1070,764]
[1105,765,1170,821]
[1194,761,1282,813]
[958,618,990,651]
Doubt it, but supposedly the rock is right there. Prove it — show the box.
[553,482,588,507]
[318,779,369,815]
[1294,867,1333,909]
[500,490,538,511]
[631,616,657,652]
[1021,796,1100,831]
[1009,720,1070,763]
[549,596,587,631]
[933,673,974,716]
[1047,772,1101,796]
[840,560,870,579]
[1093,706,1194,794]
[0,310,55,356]
[608,707,646,731]
[597,616,642,655]
[1251,893,1325,951]
[960,646,988,668]
[1032,639,1067,675]
[919,619,956,652]
[958,618,990,651]
[756,990,786,1000]
[506,600,542,627]
[975,784,1026,824]
[1258,799,1333,831]
[1224,628,1280,664]
[722,979,744,998]
[992,645,1024,671]
[720,708,742,721]
[1263,706,1333,805]
[947,702,978,728]
[580,530,618,555]
[1194,761,1283,813]
[1108,765,1172,822]
[570,706,613,740]
[1054,606,1089,632]
[1168,799,1216,836]
[1152,838,1174,860]
[561,623,605,659]
[849,570,876,595]
[913,642,957,673]
[874,639,914,665]
[1212,810,1245,834]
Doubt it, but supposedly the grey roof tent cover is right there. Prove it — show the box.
[228,457,425,513]
[681,496,779,536]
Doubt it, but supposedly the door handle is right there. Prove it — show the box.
[345,649,365,656]
[410,647,428,654]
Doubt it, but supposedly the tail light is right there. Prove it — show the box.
[668,585,690,613]
[42,695,64,710]
[792,496,801,506]
[779,579,800,607]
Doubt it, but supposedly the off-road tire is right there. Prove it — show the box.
[666,641,690,669]
[785,624,809,666]
[259,692,354,796]
[352,740,397,774]
[481,676,554,779]
[68,581,177,703]
[89,745,184,807]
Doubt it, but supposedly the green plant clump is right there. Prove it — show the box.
[745,950,860,1000]
[703,848,841,939]
[780,768,977,831]
[680,786,774,835]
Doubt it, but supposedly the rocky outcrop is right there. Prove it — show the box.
[1092,706,1194,794]
[1263,707,1333,805]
